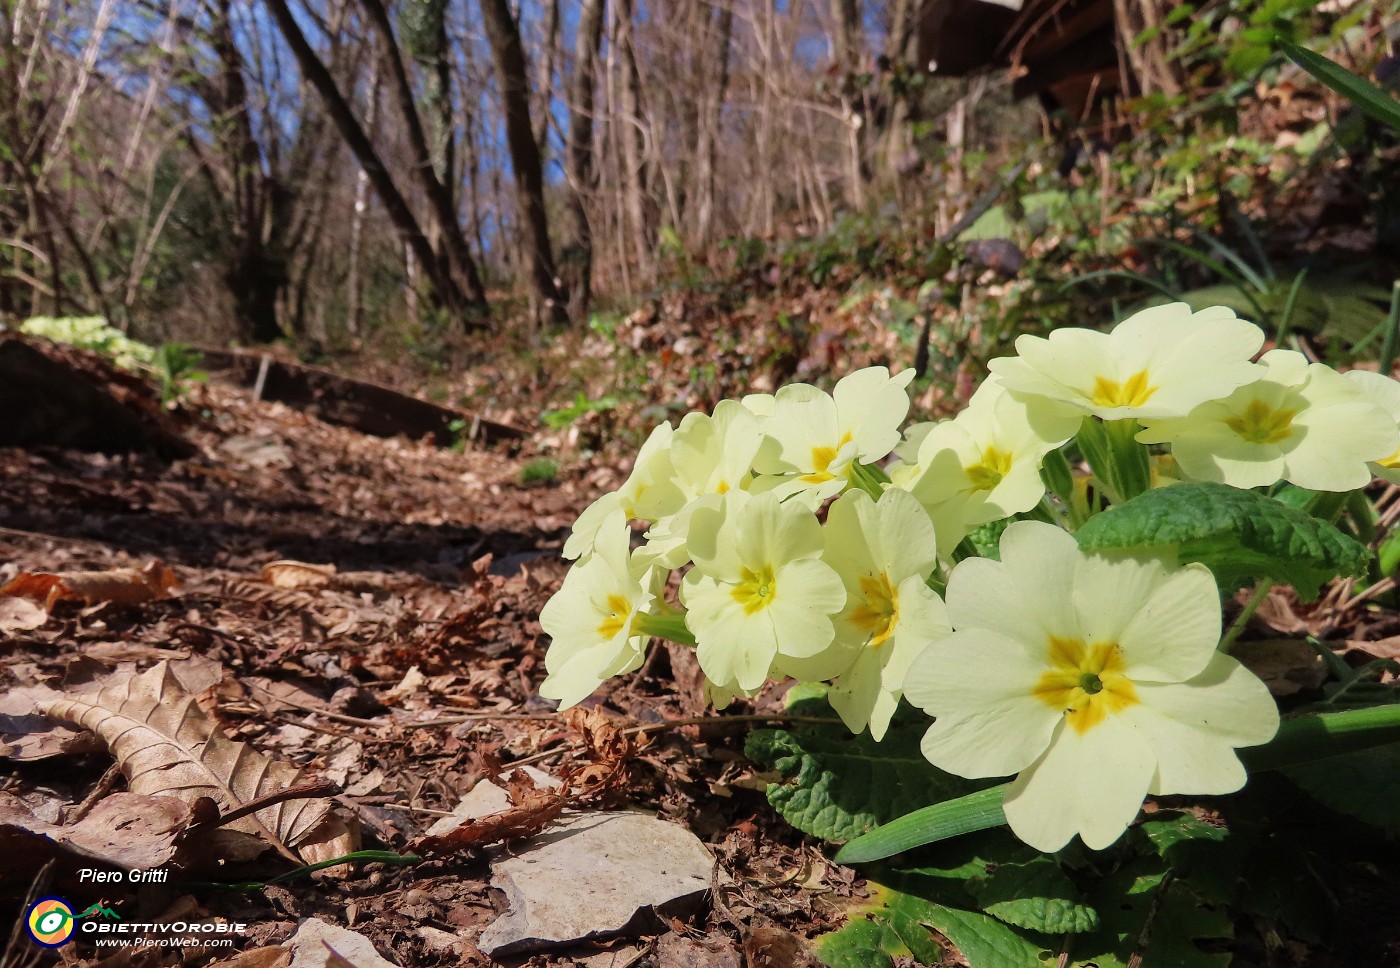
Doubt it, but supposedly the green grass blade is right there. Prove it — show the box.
[1379,281,1400,376]
[1280,40,1400,132]
[1060,269,1181,302]
[833,785,1008,864]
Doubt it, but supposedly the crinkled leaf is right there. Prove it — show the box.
[969,856,1099,934]
[36,661,329,858]
[746,691,988,843]
[1075,481,1368,600]
[1137,811,1229,860]
[817,883,944,968]
[1074,859,1233,968]
[922,905,1052,968]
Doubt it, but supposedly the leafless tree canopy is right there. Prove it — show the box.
[0,0,1040,343]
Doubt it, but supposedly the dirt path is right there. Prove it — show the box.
[0,378,837,967]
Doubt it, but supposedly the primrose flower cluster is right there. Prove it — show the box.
[539,302,1400,851]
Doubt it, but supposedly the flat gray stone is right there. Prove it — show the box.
[288,918,398,968]
[478,811,714,957]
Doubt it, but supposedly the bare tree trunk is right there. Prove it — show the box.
[692,1,732,248]
[945,75,988,217]
[830,0,865,209]
[263,0,481,324]
[879,0,919,197]
[613,0,652,278]
[560,0,605,325]
[346,56,380,337]
[358,0,488,321]
[533,0,560,151]
[479,0,567,328]
[1113,0,1182,98]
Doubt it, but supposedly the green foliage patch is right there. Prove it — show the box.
[1074,481,1369,599]
[744,688,987,843]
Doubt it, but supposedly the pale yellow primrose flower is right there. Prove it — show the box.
[681,490,845,692]
[671,400,765,499]
[564,422,686,560]
[541,512,663,708]
[1137,350,1399,492]
[1346,370,1400,484]
[636,400,766,568]
[754,366,915,505]
[989,303,1266,420]
[896,380,1079,558]
[904,521,1278,852]
[791,489,950,741]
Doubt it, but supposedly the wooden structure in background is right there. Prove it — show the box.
[198,348,527,449]
[917,0,1179,119]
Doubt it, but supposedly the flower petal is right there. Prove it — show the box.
[946,522,1080,645]
[1126,654,1278,795]
[1076,560,1220,682]
[1002,716,1155,851]
[906,629,1060,778]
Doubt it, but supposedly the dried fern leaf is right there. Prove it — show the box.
[36,661,329,858]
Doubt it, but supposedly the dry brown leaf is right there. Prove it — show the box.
[295,814,361,878]
[36,661,330,860]
[1344,636,1400,660]
[0,684,106,761]
[261,560,337,589]
[0,561,178,610]
[1232,639,1327,697]
[0,791,191,889]
[0,596,47,632]
[409,769,569,855]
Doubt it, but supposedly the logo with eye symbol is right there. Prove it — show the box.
[25,897,75,947]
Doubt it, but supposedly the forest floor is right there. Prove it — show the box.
[0,368,852,968]
[8,270,1400,968]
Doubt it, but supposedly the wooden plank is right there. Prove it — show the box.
[197,348,527,447]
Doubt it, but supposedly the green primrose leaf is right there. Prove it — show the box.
[745,691,989,843]
[1074,481,1368,600]
[968,856,1100,934]
[816,883,946,968]
[921,905,1051,968]
[833,786,1009,864]
[817,871,1054,968]
[1073,859,1233,968]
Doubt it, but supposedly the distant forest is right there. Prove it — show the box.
[1,0,1052,343]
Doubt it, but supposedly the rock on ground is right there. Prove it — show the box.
[478,810,715,957]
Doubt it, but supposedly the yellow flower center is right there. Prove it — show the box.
[803,431,854,484]
[1377,446,1400,470]
[1032,636,1138,734]
[1091,370,1157,409]
[848,571,900,648]
[965,445,1014,492]
[732,565,778,615]
[596,594,632,639]
[1226,398,1297,445]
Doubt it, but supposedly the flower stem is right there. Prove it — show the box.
[848,459,889,500]
[636,609,696,647]
[1103,417,1152,502]
[1219,580,1272,652]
